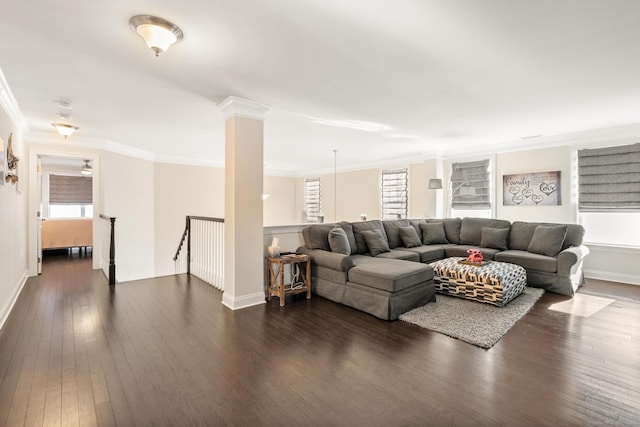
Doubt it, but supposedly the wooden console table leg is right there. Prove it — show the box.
[279,263,285,307]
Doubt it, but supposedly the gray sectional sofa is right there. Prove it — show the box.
[297,217,589,320]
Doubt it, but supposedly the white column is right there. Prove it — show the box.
[218,96,270,310]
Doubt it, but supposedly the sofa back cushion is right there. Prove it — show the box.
[511,221,585,251]
[460,218,511,246]
[427,218,462,244]
[302,223,337,251]
[408,219,426,237]
[352,220,388,254]
[382,219,410,249]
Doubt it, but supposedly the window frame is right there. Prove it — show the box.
[304,177,322,223]
[381,168,408,220]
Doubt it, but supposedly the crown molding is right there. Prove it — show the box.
[0,67,28,131]
[217,96,270,121]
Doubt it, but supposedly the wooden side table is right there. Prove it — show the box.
[266,254,311,306]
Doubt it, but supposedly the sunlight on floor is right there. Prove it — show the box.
[548,294,615,317]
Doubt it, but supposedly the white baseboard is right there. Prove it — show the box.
[0,270,29,332]
[584,269,640,286]
[222,291,266,310]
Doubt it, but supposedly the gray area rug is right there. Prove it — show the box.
[399,287,545,349]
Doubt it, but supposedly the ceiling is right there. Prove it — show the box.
[1,1,640,176]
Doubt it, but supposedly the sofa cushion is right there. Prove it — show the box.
[429,218,462,244]
[399,226,422,248]
[528,225,567,257]
[459,218,511,246]
[402,244,448,263]
[362,229,391,256]
[444,245,501,260]
[480,227,509,251]
[510,222,585,251]
[420,222,449,244]
[348,257,433,293]
[408,219,427,238]
[509,222,539,250]
[302,223,336,251]
[382,219,410,249]
[338,221,358,255]
[375,249,420,261]
[352,220,388,254]
[328,227,351,255]
[495,250,558,273]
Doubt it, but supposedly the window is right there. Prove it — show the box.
[304,178,321,222]
[450,159,491,218]
[381,168,408,219]
[49,174,93,219]
[578,143,640,246]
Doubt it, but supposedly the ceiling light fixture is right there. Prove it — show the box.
[51,100,79,139]
[129,15,183,57]
[51,122,79,139]
[81,160,92,176]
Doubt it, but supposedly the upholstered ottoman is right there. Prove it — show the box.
[430,257,527,306]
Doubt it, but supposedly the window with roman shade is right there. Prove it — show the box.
[304,178,321,222]
[577,143,640,211]
[49,175,93,204]
[381,168,408,219]
[450,159,491,210]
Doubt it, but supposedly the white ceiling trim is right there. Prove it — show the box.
[0,67,28,131]
[217,96,271,121]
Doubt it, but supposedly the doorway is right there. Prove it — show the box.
[36,155,95,273]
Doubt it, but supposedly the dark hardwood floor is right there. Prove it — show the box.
[1,252,639,426]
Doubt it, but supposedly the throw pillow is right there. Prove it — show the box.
[480,227,509,251]
[419,222,449,245]
[399,226,422,248]
[328,227,351,255]
[361,229,391,256]
[527,225,568,257]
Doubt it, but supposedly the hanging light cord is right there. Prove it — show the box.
[333,149,337,221]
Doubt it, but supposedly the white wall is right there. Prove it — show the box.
[0,113,28,330]
[102,151,155,282]
[496,146,576,223]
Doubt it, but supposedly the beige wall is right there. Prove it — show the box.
[0,113,28,329]
[102,151,155,281]
[153,162,225,277]
[263,175,298,226]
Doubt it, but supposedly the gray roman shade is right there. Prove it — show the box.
[451,159,490,209]
[49,175,93,204]
[381,168,408,219]
[578,143,640,211]
[304,177,321,222]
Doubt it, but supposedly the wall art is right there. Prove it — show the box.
[503,171,561,206]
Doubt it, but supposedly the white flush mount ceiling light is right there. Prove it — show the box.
[51,100,79,139]
[51,122,79,139]
[81,160,92,176]
[129,15,183,57]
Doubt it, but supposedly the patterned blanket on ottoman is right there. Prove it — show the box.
[430,257,527,306]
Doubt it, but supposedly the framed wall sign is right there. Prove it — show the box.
[503,171,561,206]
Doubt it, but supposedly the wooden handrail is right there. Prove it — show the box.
[99,214,116,286]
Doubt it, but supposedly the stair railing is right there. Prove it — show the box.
[99,214,116,286]
[174,216,225,290]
